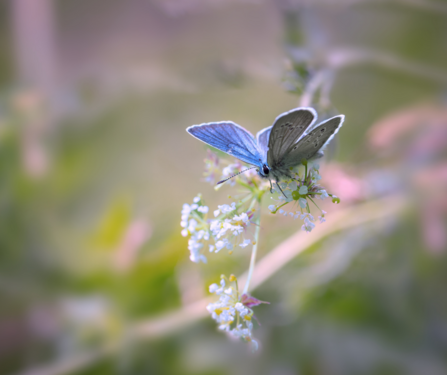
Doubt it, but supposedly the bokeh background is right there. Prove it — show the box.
[1,0,447,374]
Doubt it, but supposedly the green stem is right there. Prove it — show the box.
[304,163,308,183]
[247,198,257,211]
[273,201,289,213]
[307,196,322,211]
[235,279,239,301]
[237,180,256,193]
[242,209,261,295]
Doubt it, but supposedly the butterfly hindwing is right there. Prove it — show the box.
[267,108,316,168]
[256,126,272,162]
[187,121,263,167]
[282,115,344,168]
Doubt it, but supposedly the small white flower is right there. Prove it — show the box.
[233,213,249,224]
[215,240,226,252]
[193,196,201,203]
[319,189,329,200]
[318,210,327,223]
[198,206,209,213]
[299,186,308,195]
[251,339,259,352]
[299,198,307,208]
[268,205,276,212]
[239,239,251,248]
[214,202,236,217]
[219,309,234,324]
[209,283,219,293]
[187,218,198,232]
[302,217,316,232]
[288,180,298,190]
[283,190,293,202]
[234,302,244,311]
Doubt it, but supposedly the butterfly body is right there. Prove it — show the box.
[187,107,344,190]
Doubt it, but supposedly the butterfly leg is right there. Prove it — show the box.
[269,179,273,193]
[276,181,287,198]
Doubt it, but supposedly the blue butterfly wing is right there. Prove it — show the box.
[187,121,263,167]
[256,126,271,163]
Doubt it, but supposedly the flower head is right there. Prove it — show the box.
[207,275,268,351]
[181,195,258,262]
[268,162,339,232]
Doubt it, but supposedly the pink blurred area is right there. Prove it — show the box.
[320,163,366,203]
[368,103,447,253]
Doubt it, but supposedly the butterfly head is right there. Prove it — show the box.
[257,164,270,178]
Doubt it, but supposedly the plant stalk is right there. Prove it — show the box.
[242,211,261,295]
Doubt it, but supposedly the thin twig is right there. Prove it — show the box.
[327,48,447,85]
[299,48,447,108]
[299,69,330,107]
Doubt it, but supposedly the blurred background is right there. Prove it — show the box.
[1,0,447,374]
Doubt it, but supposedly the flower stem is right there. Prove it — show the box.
[242,210,261,294]
[307,196,322,211]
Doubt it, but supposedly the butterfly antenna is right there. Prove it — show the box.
[217,167,258,185]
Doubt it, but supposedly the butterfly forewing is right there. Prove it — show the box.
[187,122,263,167]
[282,115,344,168]
[267,108,316,168]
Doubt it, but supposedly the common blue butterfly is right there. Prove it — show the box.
[187,107,344,194]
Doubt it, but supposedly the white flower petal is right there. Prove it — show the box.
[239,239,251,248]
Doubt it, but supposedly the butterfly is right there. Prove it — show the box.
[186,107,344,195]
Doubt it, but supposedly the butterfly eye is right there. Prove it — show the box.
[262,165,270,175]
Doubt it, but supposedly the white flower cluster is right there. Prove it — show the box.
[181,197,254,263]
[181,156,340,351]
[206,276,258,351]
[267,164,332,232]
